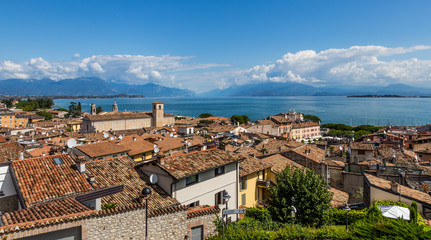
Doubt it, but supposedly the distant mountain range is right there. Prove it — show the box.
[0,77,195,97]
[201,82,431,97]
[1,77,429,97]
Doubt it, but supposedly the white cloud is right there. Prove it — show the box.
[0,54,226,89]
[233,45,431,88]
[73,53,80,59]
[1,45,431,92]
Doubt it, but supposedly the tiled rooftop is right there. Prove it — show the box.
[12,154,93,207]
[350,142,374,151]
[85,155,179,211]
[262,153,304,172]
[157,149,244,180]
[76,141,129,158]
[328,187,349,208]
[119,138,154,156]
[239,155,272,177]
[364,173,431,206]
[0,142,31,162]
[1,197,93,225]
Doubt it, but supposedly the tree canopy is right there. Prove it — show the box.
[230,115,250,124]
[199,113,213,118]
[303,114,321,123]
[268,167,333,226]
[15,98,54,111]
[96,106,103,114]
[36,111,53,120]
[66,102,82,118]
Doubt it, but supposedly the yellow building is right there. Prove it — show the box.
[67,120,82,132]
[0,113,43,128]
[119,138,155,162]
[238,156,273,208]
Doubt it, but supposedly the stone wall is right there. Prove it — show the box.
[1,207,218,240]
[0,195,19,213]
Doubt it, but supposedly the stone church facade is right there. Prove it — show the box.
[80,102,175,133]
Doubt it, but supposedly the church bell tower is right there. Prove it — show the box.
[152,102,164,127]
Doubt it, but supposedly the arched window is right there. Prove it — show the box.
[159,105,162,109]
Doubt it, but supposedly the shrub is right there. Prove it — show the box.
[245,208,271,222]
[327,208,366,225]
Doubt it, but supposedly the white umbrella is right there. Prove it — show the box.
[377,205,410,221]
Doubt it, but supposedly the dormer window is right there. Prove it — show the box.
[186,174,198,186]
[215,166,225,176]
[53,157,64,165]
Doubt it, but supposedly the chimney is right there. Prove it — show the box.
[19,152,24,160]
[391,181,399,193]
[133,136,136,142]
[202,145,207,151]
[75,156,86,173]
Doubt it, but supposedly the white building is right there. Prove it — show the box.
[139,148,242,220]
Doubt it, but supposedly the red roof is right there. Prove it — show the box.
[12,154,93,207]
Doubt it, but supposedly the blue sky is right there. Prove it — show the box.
[1,0,431,92]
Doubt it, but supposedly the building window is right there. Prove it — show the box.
[240,176,247,191]
[241,193,246,206]
[186,174,199,186]
[215,190,226,205]
[53,157,64,165]
[215,166,225,176]
[257,170,265,180]
[191,225,203,240]
[188,201,200,208]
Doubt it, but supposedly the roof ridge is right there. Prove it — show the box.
[12,153,70,162]
[162,147,216,159]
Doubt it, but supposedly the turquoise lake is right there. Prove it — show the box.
[54,96,431,126]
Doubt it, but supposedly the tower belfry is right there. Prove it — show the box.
[112,100,118,112]
[91,103,96,115]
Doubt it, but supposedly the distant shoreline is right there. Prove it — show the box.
[0,94,145,99]
[347,95,431,98]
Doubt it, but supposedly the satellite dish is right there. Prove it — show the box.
[150,174,159,184]
[154,147,160,153]
[103,132,109,138]
[415,155,418,161]
[170,133,174,137]
[154,144,158,149]
[67,138,77,148]
[109,137,114,140]
[188,142,192,147]
[172,128,175,132]
[118,135,123,140]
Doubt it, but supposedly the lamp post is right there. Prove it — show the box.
[342,203,351,231]
[291,196,297,224]
[222,191,231,240]
[142,187,152,240]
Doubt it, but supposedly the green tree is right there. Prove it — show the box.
[268,167,333,226]
[77,102,82,112]
[36,111,53,120]
[66,102,82,118]
[1,99,14,108]
[230,115,250,124]
[199,113,213,118]
[303,114,321,123]
[96,106,103,114]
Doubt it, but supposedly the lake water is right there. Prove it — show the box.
[54,96,431,126]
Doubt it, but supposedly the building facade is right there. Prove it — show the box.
[80,102,175,133]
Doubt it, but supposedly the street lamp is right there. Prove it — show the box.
[342,203,351,231]
[222,191,231,240]
[142,187,152,240]
[291,197,297,224]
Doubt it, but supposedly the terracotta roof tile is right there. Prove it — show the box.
[86,112,152,121]
[12,154,93,207]
[364,173,431,206]
[158,149,244,180]
[119,139,154,156]
[0,135,6,143]
[350,142,374,151]
[262,154,304,172]
[1,197,92,225]
[0,142,30,163]
[187,206,220,218]
[85,156,179,211]
[413,142,431,153]
[76,141,129,158]
[239,156,272,177]
[328,187,349,208]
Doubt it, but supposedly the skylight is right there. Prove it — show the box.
[53,157,64,165]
